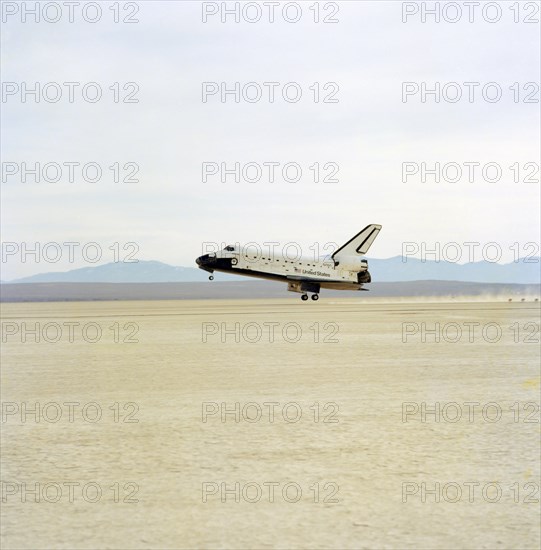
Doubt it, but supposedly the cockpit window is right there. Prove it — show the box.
[224,246,235,251]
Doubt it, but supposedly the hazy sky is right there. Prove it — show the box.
[1,1,540,279]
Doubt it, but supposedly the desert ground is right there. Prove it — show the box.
[1,298,540,549]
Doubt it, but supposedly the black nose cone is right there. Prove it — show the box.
[196,254,216,272]
[196,254,212,266]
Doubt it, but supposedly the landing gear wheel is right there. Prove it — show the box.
[209,275,214,281]
[301,294,309,301]
[311,294,319,301]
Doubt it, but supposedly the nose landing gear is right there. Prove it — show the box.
[209,275,214,281]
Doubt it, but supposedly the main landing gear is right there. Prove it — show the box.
[301,293,319,301]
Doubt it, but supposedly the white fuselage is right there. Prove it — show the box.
[198,246,369,290]
[234,247,359,282]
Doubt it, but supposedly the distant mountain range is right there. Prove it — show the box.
[3,261,238,284]
[3,256,539,284]
[370,256,540,284]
